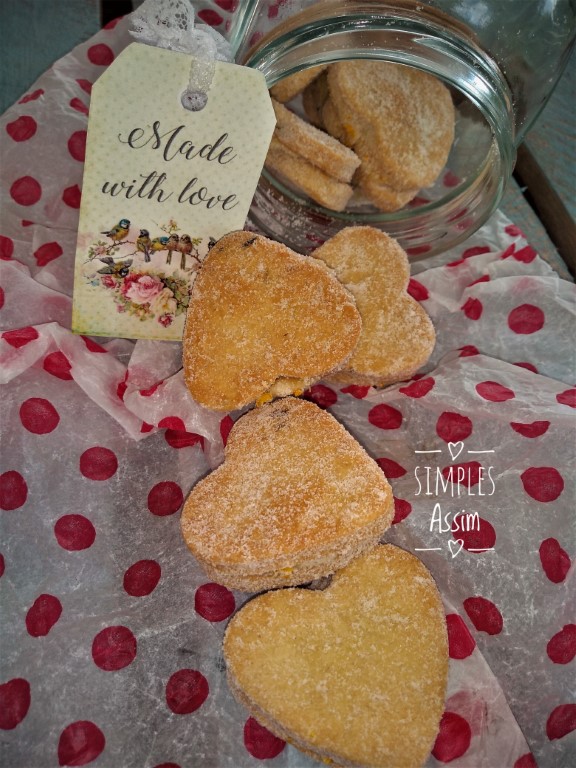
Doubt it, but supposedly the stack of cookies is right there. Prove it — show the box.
[180,228,448,768]
[267,60,455,212]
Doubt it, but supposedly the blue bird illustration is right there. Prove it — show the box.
[96,257,133,277]
[136,229,152,262]
[150,235,169,254]
[101,219,130,242]
[165,233,179,265]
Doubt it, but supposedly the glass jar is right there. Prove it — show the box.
[202,0,576,257]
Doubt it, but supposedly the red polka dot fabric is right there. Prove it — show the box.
[0,8,575,768]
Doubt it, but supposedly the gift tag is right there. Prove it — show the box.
[72,43,276,341]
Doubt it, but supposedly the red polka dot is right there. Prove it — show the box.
[54,514,96,551]
[69,98,89,116]
[79,447,118,481]
[406,244,431,257]
[399,377,435,398]
[165,669,209,715]
[539,538,571,584]
[556,388,576,408]
[368,403,403,430]
[68,130,87,161]
[153,764,180,768]
[458,345,479,357]
[43,350,73,380]
[81,336,107,353]
[87,44,114,66]
[62,185,81,208]
[0,471,28,510]
[432,711,472,762]
[303,384,337,409]
[103,16,121,30]
[220,415,234,446]
[140,383,159,397]
[443,170,460,187]
[2,326,39,348]
[140,422,154,433]
[512,245,537,263]
[244,717,286,759]
[446,614,476,659]
[19,397,60,434]
[436,412,472,442]
[392,496,412,524]
[58,721,105,766]
[158,416,185,431]
[340,384,370,398]
[34,241,63,266]
[546,704,576,741]
[510,420,550,438]
[463,596,503,635]
[215,0,238,10]
[6,115,37,142]
[406,278,429,301]
[376,458,406,479]
[0,235,14,260]
[547,624,576,664]
[19,88,44,104]
[116,376,128,401]
[447,258,465,268]
[197,9,224,25]
[514,361,538,374]
[164,430,205,450]
[505,224,523,237]
[92,626,137,671]
[461,297,483,320]
[467,275,490,288]
[195,583,235,622]
[476,380,515,402]
[10,176,42,206]
[0,678,31,730]
[521,466,564,502]
[508,304,544,334]
[26,593,62,637]
[0,288,4,310]
[462,245,491,258]
[452,514,496,552]
[0,554,4,578]
[408,195,430,207]
[123,560,161,597]
[147,481,184,516]
[513,754,537,768]
[76,79,92,94]
[442,461,484,489]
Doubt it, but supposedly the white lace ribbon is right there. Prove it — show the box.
[130,0,233,110]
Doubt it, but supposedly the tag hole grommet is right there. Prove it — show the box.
[181,89,208,111]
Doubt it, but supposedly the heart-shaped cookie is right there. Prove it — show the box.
[180,397,393,592]
[313,226,435,387]
[326,61,454,211]
[224,544,448,767]
[183,231,361,411]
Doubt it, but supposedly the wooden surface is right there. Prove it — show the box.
[0,0,573,278]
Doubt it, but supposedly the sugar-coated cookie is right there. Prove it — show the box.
[313,226,435,386]
[181,397,393,591]
[224,544,448,767]
[183,231,361,411]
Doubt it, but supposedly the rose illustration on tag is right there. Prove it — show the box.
[84,218,207,328]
